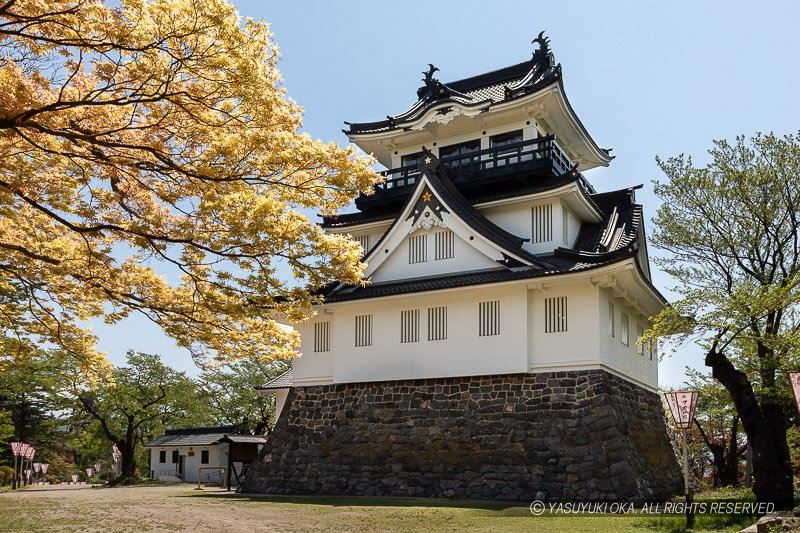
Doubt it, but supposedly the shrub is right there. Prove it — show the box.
[0,465,14,486]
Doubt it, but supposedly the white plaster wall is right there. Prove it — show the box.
[561,201,581,248]
[274,389,289,419]
[371,228,499,283]
[292,277,659,391]
[293,284,529,384]
[528,282,600,370]
[293,318,334,385]
[481,199,568,255]
[598,288,658,388]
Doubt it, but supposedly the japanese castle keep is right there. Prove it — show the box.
[242,34,682,501]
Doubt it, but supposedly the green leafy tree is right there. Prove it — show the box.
[0,340,73,467]
[686,369,746,487]
[650,132,800,507]
[75,351,209,481]
[198,358,290,435]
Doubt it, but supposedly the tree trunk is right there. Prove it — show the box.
[706,348,793,508]
[119,442,137,481]
[745,441,753,487]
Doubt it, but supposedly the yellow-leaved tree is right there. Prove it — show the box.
[0,0,379,382]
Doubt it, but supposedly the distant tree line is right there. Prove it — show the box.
[0,344,288,484]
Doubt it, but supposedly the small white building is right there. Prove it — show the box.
[146,426,265,485]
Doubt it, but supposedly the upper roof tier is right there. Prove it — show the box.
[344,32,613,170]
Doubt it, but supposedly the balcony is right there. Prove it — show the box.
[355,135,584,211]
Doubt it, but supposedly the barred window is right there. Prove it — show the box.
[434,230,454,260]
[620,311,630,346]
[532,204,553,243]
[408,234,427,264]
[637,325,645,356]
[427,306,447,341]
[313,321,330,352]
[354,314,373,347]
[400,309,420,343]
[649,337,657,361]
[478,300,500,336]
[544,296,567,333]
[608,301,615,337]
[357,234,371,253]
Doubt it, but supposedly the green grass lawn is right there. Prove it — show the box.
[0,485,760,532]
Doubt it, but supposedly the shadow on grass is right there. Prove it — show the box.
[638,514,755,533]
[180,491,529,512]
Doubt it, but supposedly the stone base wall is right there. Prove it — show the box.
[241,370,682,502]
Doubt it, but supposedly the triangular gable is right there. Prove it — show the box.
[363,151,543,279]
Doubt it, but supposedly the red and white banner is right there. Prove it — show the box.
[10,442,23,457]
[665,390,699,429]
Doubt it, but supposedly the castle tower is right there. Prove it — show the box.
[243,34,682,502]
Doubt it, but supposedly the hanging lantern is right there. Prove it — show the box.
[664,390,699,429]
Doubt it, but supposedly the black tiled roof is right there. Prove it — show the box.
[258,369,293,390]
[324,251,633,303]
[321,172,583,229]
[359,154,546,270]
[345,55,559,135]
[321,181,646,302]
[145,426,262,447]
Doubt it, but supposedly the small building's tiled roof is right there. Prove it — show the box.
[222,435,268,444]
[257,369,293,390]
[145,426,263,448]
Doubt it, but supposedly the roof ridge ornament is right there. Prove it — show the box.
[532,31,555,68]
[417,63,451,100]
[422,64,440,87]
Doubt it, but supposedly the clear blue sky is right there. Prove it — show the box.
[92,0,800,388]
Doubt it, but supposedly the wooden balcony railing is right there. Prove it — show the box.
[365,135,579,203]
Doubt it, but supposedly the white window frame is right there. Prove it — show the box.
[427,306,448,341]
[408,234,427,264]
[434,230,454,260]
[313,321,331,353]
[637,325,645,356]
[354,314,373,348]
[544,296,568,333]
[478,300,500,337]
[607,301,615,337]
[531,204,553,244]
[400,309,420,343]
[620,311,629,346]
[356,234,371,253]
